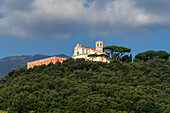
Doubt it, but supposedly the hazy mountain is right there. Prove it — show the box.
[0,54,70,78]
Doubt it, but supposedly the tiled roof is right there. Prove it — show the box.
[81,46,96,50]
[27,56,68,64]
[27,56,68,69]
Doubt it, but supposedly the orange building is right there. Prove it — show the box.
[27,56,68,69]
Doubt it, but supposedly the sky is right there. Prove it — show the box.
[0,0,170,59]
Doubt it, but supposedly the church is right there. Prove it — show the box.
[72,41,110,63]
[27,41,110,69]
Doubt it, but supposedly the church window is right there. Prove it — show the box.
[77,52,79,55]
[97,43,99,46]
[100,43,102,46]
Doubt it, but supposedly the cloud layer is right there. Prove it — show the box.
[0,0,170,38]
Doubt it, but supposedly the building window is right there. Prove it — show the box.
[77,52,79,55]
[97,43,99,46]
[100,43,102,46]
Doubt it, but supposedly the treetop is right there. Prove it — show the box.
[103,45,131,53]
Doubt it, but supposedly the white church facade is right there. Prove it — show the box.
[72,41,110,63]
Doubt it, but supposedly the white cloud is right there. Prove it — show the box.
[0,0,170,38]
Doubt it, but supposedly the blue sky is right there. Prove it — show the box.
[0,0,170,59]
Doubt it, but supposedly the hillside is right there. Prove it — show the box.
[0,54,70,78]
[0,58,170,112]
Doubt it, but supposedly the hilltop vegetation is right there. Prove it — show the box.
[134,50,169,62]
[0,58,170,113]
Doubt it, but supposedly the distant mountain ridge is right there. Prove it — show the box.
[0,54,70,78]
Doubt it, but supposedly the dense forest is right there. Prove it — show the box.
[0,57,169,112]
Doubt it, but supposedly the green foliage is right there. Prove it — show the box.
[0,58,170,112]
[133,58,140,62]
[103,45,131,53]
[104,45,131,61]
[88,54,109,57]
[120,54,132,63]
[134,50,170,62]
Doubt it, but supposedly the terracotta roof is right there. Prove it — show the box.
[81,46,96,50]
[27,56,68,64]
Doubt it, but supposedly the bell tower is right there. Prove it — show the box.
[96,41,103,53]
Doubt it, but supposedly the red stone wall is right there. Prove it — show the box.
[27,56,68,69]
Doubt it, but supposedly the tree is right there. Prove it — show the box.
[88,54,109,62]
[0,58,170,112]
[88,54,109,58]
[157,51,170,60]
[103,45,131,61]
[120,54,132,63]
[134,50,170,62]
